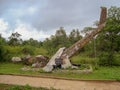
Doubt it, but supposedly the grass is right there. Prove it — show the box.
[0,83,56,90]
[34,47,48,56]
[71,55,99,65]
[48,66,120,80]
[0,63,120,80]
[3,46,48,61]
[0,63,41,75]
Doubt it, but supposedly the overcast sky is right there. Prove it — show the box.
[0,0,119,41]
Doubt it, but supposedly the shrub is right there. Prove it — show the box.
[71,55,99,65]
[0,45,11,62]
[99,52,120,66]
[22,45,34,55]
[0,45,5,62]
[112,54,120,66]
[98,52,114,66]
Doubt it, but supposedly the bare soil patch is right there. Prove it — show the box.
[0,75,120,90]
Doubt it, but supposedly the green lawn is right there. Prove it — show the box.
[0,63,120,80]
[0,83,56,90]
[71,55,99,65]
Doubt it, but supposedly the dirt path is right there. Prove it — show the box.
[0,75,120,90]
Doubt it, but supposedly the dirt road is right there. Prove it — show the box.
[0,75,120,90]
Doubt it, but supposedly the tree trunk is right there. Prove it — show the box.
[61,7,107,66]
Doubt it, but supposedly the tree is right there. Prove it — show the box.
[98,6,120,66]
[8,32,22,46]
[22,38,41,47]
[43,27,70,55]
[0,34,6,45]
[69,29,82,44]
[55,27,69,47]
[81,26,97,57]
[81,27,93,35]
[0,34,8,62]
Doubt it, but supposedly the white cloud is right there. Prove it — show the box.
[28,7,38,14]
[0,18,12,38]
[0,19,50,41]
[14,21,50,41]
[0,18,9,32]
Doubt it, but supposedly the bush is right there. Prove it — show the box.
[99,52,120,66]
[34,47,48,56]
[22,45,34,55]
[98,52,114,66]
[1,46,22,62]
[71,55,98,65]
[0,45,5,62]
[112,54,120,66]
[0,45,11,62]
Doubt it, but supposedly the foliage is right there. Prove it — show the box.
[8,32,22,46]
[98,52,120,66]
[71,54,99,65]
[0,45,9,62]
[0,46,23,62]
[22,38,42,48]
[34,47,48,56]
[0,36,10,62]
[0,34,6,45]
[98,52,114,66]
[0,45,48,62]
[43,27,82,55]
[81,27,93,34]
[22,45,34,55]
[81,25,98,57]
[0,35,8,62]
[98,6,120,66]
[69,29,82,44]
